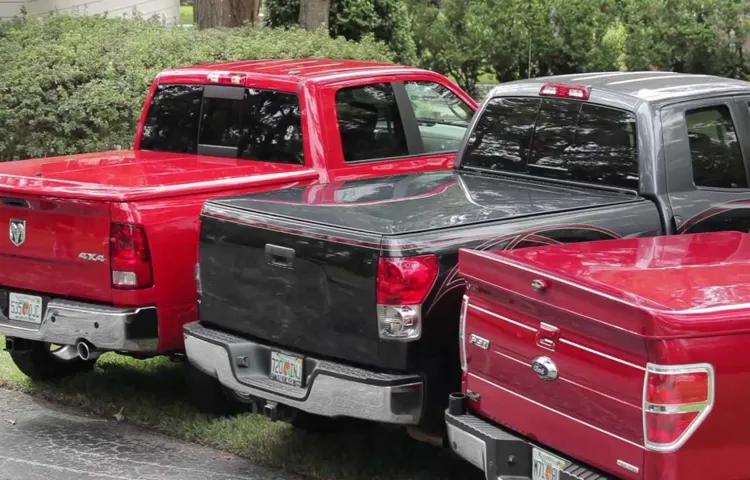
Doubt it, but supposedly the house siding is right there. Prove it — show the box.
[1,0,179,22]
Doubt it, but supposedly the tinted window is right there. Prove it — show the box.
[567,104,638,189]
[140,84,203,154]
[141,85,304,165]
[404,81,473,153]
[686,105,747,189]
[464,97,541,172]
[336,83,408,162]
[463,97,639,189]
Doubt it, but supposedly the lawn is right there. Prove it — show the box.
[0,337,480,480]
[180,5,193,25]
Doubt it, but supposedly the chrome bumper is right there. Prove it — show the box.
[0,297,158,352]
[445,408,607,480]
[183,322,424,424]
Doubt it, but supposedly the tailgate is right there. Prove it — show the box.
[458,248,647,478]
[198,210,395,369]
[0,195,112,305]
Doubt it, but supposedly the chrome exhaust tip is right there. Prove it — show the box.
[76,340,100,361]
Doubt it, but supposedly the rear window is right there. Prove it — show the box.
[140,84,304,165]
[463,96,638,189]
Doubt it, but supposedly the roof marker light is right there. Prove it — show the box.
[539,82,590,100]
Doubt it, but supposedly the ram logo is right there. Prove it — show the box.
[78,252,106,262]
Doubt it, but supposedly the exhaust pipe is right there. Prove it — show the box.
[76,340,100,361]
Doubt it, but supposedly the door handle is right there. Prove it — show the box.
[265,244,295,269]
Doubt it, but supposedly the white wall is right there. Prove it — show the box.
[1,0,179,23]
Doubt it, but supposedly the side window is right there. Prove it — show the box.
[140,84,204,154]
[463,97,542,172]
[567,104,638,189]
[335,83,408,162]
[686,105,747,189]
[403,81,474,153]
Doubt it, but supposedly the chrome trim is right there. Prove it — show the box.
[642,362,715,453]
[617,459,640,473]
[446,421,488,472]
[184,324,423,424]
[0,299,158,352]
[470,373,645,450]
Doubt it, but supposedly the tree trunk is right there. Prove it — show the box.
[195,0,262,29]
[298,0,330,31]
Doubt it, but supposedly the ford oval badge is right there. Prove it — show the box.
[531,356,558,381]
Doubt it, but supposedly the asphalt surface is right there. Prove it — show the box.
[0,388,303,480]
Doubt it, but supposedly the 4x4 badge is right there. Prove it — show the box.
[9,219,25,247]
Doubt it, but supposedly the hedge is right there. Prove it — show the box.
[0,15,393,161]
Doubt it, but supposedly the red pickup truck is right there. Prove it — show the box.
[0,58,476,381]
[448,230,750,480]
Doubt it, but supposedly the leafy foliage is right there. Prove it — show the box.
[266,0,416,64]
[404,0,749,94]
[0,14,392,161]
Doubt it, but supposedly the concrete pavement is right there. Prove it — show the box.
[0,388,304,480]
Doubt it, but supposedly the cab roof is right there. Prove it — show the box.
[156,58,430,89]
[489,71,750,108]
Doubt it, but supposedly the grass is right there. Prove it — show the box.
[0,337,481,480]
[180,5,193,25]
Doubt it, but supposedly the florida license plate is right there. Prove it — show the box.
[269,351,304,387]
[532,448,566,480]
[8,293,43,324]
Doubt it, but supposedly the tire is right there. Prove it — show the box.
[184,361,242,416]
[9,340,96,382]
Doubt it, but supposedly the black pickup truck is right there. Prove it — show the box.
[184,72,750,437]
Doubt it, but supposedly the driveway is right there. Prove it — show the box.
[0,388,303,480]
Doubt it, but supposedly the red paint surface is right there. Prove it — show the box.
[458,231,750,480]
[0,59,477,353]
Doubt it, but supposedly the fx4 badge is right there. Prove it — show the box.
[9,219,25,247]
[78,252,106,262]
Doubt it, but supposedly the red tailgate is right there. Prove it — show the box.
[458,247,647,479]
[0,195,112,303]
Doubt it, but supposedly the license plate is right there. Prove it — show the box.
[269,351,304,387]
[8,293,43,324]
[532,448,566,480]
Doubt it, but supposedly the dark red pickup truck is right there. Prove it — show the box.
[0,58,476,381]
[449,230,750,480]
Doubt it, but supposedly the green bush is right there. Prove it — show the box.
[0,14,393,161]
[266,0,417,64]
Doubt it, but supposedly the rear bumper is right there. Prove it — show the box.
[183,321,424,424]
[445,408,609,480]
[0,295,158,352]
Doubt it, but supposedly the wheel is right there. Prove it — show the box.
[9,340,96,382]
[184,360,242,416]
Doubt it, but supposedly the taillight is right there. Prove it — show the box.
[376,255,439,341]
[539,82,590,100]
[110,222,153,289]
[459,294,469,372]
[643,363,714,452]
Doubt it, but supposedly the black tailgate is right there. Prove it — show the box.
[197,211,403,369]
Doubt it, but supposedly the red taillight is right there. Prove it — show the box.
[539,82,590,100]
[376,255,439,305]
[643,364,714,452]
[376,255,439,341]
[110,222,153,289]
